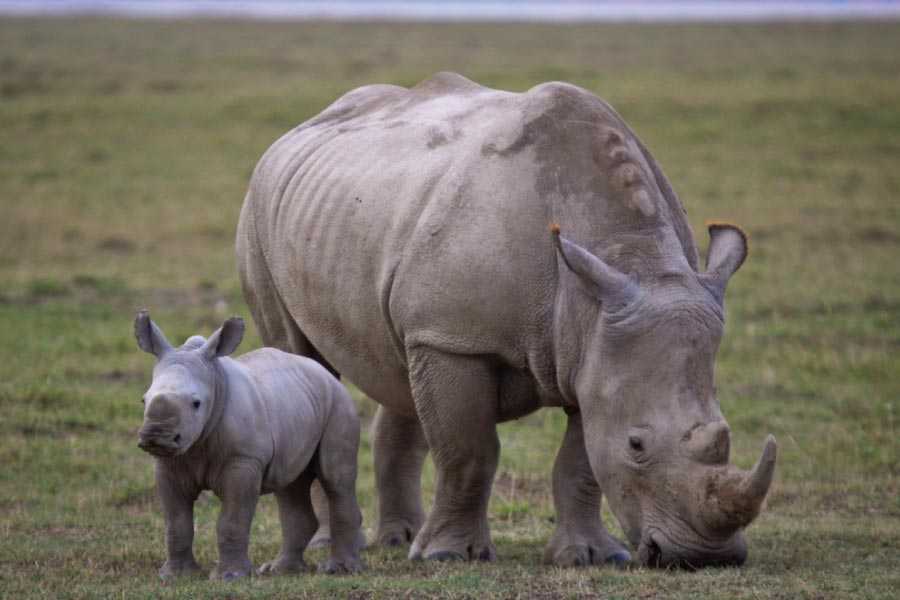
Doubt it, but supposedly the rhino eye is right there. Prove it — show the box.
[192,400,201,410]
[628,435,644,453]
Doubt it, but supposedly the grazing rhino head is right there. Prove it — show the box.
[134,311,244,457]
[554,223,776,569]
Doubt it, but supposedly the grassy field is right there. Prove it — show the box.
[1,17,898,599]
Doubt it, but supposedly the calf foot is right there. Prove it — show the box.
[158,558,202,580]
[318,554,364,574]
[543,530,631,568]
[257,554,308,576]
[209,558,253,581]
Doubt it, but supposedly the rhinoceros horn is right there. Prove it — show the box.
[551,224,640,312]
[700,435,777,533]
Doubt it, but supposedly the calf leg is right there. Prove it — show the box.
[407,348,499,562]
[258,470,318,575]
[156,466,201,580]
[543,410,631,567]
[373,405,428,546]
[210,459,263,581]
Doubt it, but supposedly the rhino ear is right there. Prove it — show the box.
[134,310,173,357]
[700,222,748,306]
[201,317,245,359]
[551,224,639,312]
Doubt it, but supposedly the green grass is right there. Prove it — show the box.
[1,17,898,599]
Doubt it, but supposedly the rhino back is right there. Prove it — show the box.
[243,72,698,409]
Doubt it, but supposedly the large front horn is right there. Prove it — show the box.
[701,435,777,533]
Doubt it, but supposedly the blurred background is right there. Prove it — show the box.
[1,2,897,598]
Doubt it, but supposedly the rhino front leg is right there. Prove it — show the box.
[210,460,262,581]
[407,348,499,562]
[306,481,332,548]
[258,470,318,576]
[543,410,631,568]
[373,405,428,547]
[156,466,202,580]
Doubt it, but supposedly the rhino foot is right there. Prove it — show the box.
[543,531,632,568]
[257,555,309,576]
[158,558,203,580]
[318,555,364,574]
[410,531,497,562]
[376,522,418,547]
[547,544,631,568]
[209,560,253,581]
[307,526,367,551]
[306,528,331,550]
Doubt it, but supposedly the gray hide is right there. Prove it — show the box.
[236,72,777,569]
[134,312,363,579]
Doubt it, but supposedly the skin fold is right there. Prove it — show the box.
[134,312,364,580]
[236,72,776,568]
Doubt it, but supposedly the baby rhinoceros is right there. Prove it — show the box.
[134,311,364,580]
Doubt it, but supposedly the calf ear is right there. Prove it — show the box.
[700,222,748,306]
[134,310,173,357]
[201,317,245,358]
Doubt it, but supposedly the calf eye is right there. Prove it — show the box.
[628,435,644,453]
[192,400,201,410]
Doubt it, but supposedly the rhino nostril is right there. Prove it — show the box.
[173,434,181,444]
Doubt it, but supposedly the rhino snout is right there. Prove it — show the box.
[138,427,182,456]
[637,529,747,570]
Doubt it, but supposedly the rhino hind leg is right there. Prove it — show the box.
[372,405,428,546]
[406,348,499,562]
[313,393,365,574]
[543,411,631,568]
[258,470,318,576]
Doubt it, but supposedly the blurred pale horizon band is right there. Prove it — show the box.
[2,0,900,22]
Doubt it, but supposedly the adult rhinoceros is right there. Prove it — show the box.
[236,72,776,569]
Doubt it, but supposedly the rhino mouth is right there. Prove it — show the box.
[637,528,747,570]
[137,432,182,457]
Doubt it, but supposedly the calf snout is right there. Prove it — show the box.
[138,425,182,456]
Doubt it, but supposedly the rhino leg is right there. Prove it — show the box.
[156,466,202,580]
[210,459,262,581]
[373,405,428,547]
[258,470,318,576]
[305,482,333,549]
[314,392,365,574]
[543,411,631,568]
[407,349,499,562]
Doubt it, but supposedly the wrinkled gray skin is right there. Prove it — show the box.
[134,312,363,580]
[236,72,777,569]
